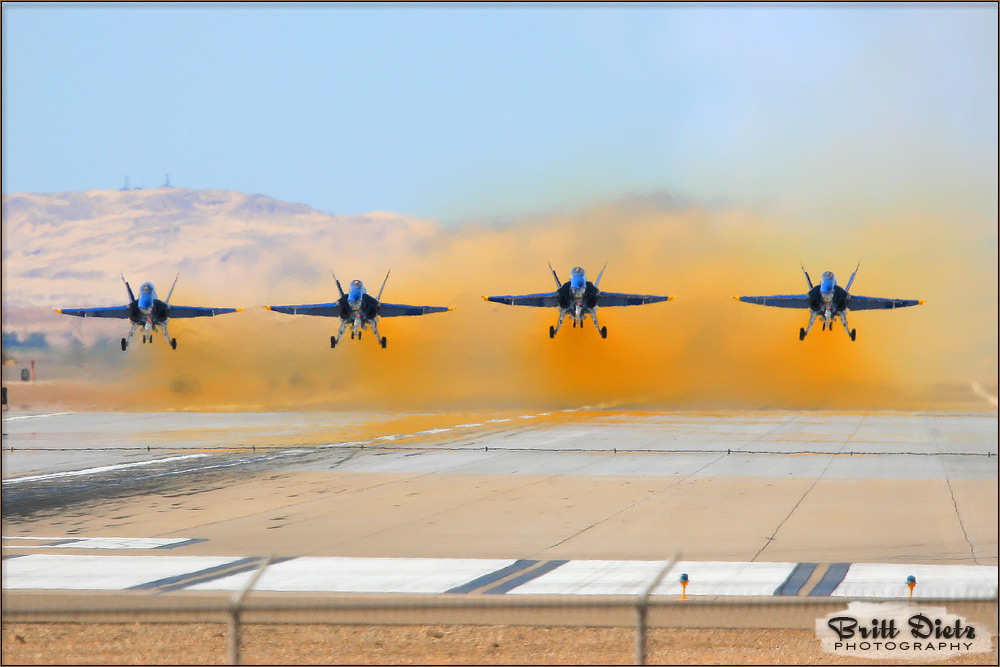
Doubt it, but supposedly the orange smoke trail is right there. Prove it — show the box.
[30,194,998,412]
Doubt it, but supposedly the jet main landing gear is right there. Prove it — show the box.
[850,329,857,342]
[600,326,607,339]
[380,336,387,349]
[121,338,128,351]
[799,328,806,341]
[170,338,177,350]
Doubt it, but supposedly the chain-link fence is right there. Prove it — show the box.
[3,558,997,665]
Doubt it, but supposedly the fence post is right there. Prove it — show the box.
[634,553,677,665]
[634,601,648,665]
[228,556,274,665]
[227,608,241,666]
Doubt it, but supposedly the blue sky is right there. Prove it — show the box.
[2,2,997,222]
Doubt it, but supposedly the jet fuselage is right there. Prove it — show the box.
[557,267,600,327]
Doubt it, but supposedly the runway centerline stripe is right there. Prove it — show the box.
[129,557,262,591]
[808,562,850,596]
[774,562,817,596]
[2,454,211,485]
[444,559,539,594]
[485,560,569,595]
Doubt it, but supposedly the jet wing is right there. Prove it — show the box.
[847,296,924,311]
[56,306,130,319]
[598,292,674,307]
[265,303,340,317]
[735,294,811,309]
[484,292,560,307]
[378,303,453,317]
[168,306,242,318]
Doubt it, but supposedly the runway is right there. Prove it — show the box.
[2,409,997,603]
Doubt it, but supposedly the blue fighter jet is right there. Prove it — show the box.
[56,274,242,351]
[484,264,674,338]
[734,264,924,341]
[265,270,453,349]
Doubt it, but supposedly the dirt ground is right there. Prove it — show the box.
[2,623,997,665]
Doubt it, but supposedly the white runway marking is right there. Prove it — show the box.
[3,555,995,598]
[2,554,240,590]
[832,563,999,599]
[3,536,197,550]
[506,560,798,597]
[2,412,75,422]
[187,557,518,594]
[1,454,211,485]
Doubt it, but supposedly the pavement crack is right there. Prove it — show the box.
[542,452,728,554]
[927,420,980,565]
[751,416,864,562]
[943,478,979,565]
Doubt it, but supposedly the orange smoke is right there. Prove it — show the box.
[24,193,999,412]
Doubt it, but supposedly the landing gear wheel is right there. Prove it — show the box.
[549,325,555,339]
[331,336,337,349]
[121,338,127,351]
[799,328,806,341]
[142,335,147,344]
[170,338,177,350]
[600,326,607,339]
[572,320,576,328]
[850,329,857,342]
[380,336,387,349]
[350,332,355,340]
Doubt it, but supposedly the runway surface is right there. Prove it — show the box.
[2,409,997,602]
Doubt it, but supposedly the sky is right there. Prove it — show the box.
[2,2,997,224]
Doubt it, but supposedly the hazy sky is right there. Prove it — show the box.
[2,2,997,222]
